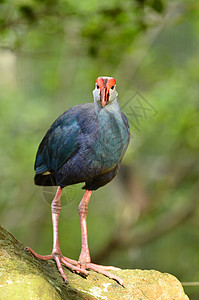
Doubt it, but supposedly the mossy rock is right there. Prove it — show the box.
[0,226,189,299]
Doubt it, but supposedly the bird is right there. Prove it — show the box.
[26,76,130,287]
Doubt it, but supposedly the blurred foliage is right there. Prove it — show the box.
[0,0,199,298]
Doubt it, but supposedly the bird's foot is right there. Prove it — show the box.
[77,260,125,287]
[25,247,124,286]
[25,247,88,283]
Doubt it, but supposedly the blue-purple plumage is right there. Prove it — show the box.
[29,77,130,286]
[34,99,130,190]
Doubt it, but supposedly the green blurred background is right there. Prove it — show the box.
[0,0,199,298]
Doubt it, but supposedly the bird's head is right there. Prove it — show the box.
[93,76,118,107]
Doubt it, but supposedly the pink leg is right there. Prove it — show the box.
[26,186,88,283]
[77,190,125,287]
[51,186,62,254]
[78,190,92,267]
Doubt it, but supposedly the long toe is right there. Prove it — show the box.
[62,256,78,266]
[25,247,54,260]
[61,257,88,276]
[87,263,125,287]
[54,255,69,283]
[90,263,121,271]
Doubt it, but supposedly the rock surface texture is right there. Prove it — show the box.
[0,226,189,300]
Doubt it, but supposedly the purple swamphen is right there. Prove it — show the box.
[26,76,130,286]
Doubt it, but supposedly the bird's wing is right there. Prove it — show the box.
[34,108,82,175]
[121,111,130,142]
[121,111,130,133]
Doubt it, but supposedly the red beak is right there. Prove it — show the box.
[101,87,107,107]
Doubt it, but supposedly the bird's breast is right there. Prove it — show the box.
[90,110,129,171]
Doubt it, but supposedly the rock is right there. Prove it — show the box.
[0,225,189,300]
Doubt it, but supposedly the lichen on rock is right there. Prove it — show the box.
[0,226,189,300]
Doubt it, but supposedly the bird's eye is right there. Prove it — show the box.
[96,85,100,89]
[111,85,114,90]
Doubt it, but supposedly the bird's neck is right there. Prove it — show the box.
[94,98,120,116]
